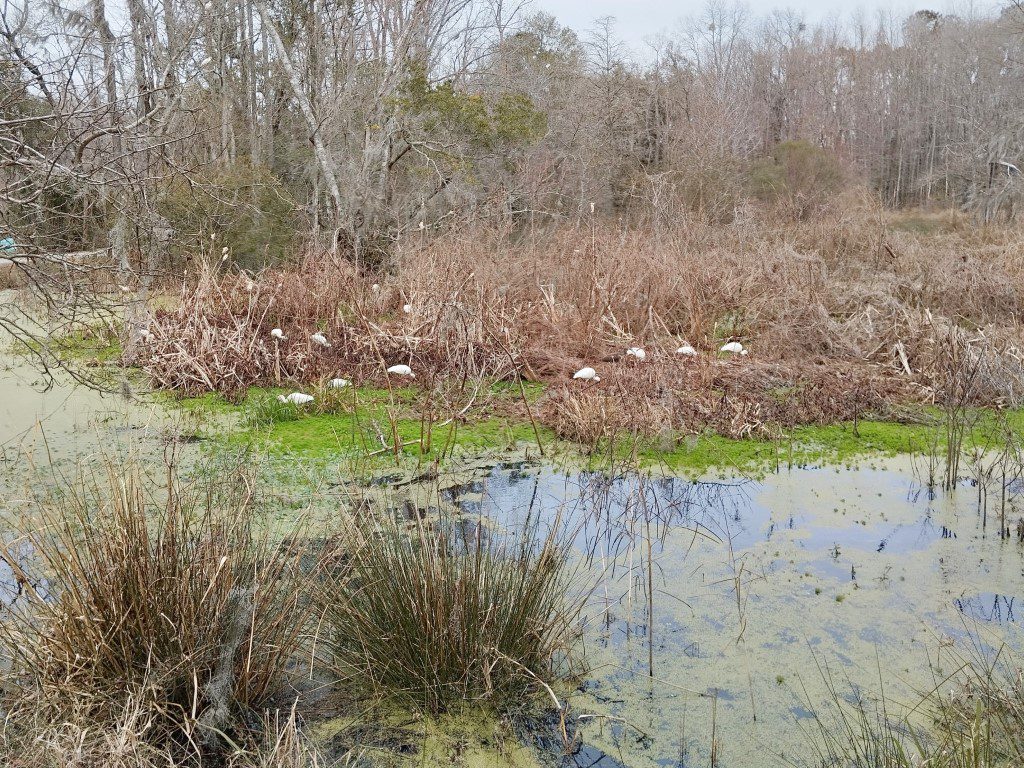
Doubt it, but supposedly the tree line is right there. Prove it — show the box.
[3,0,1024,270]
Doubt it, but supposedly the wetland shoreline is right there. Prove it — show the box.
[3,346,1024,766]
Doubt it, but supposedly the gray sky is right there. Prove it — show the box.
[535,0,988,56]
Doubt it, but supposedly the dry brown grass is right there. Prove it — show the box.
[0,459,315,765]
[130,201,1024,438]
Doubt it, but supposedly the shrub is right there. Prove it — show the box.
[322,511,583,714]
[159,161,302,270]
[748,140,845,218]
[0,460,312,762]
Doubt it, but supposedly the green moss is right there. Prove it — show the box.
[611,418,931,476]
[168,377,1024,476]
[174,384,553,468]
[253,408,551,460]
[15,327,122,364]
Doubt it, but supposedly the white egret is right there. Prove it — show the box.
[277,392,314,405]
[387,364,415,378]
[626,347,647,361]
[720,341,746,355]
[329,378,351,389]
[402,303,412,314]
[310,332,330,347]
[573,367,600,382]
[270,328,286,340]
[676,344,698,357]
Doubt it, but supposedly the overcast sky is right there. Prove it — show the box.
[534,0,997,56]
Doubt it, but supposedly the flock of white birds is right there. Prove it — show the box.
[272,328,417,405]
[571,341,748,384]
[269,327,749,406]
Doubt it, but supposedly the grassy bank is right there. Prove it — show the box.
[163,379,1024,479]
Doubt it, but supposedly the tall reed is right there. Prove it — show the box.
[803,646,1024,767]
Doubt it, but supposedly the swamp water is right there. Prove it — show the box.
[416,458,1024,766]
[1,347,1023,767]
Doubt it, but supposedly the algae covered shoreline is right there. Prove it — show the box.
[165,378,1024,480]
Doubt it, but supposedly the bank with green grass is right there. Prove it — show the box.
[158,376,1024,478]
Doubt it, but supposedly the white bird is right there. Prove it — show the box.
[626,347,647,361]
[200,56,212,66]
[387,364,415,378]
[310,332,330,347]
[676,344,698,357]
[720,341,746,354]
[328,378,351,389]
[270,328,286,340]
[402,303,412,314]
[277,392,314,405]
[573,367,600,382]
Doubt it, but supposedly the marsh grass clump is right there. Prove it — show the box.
[323,513,583,715]
[0,460,313,764]
[245,392,303,429]
[806,650,1024,767]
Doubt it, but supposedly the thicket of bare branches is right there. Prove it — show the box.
[6,1,1024,262]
